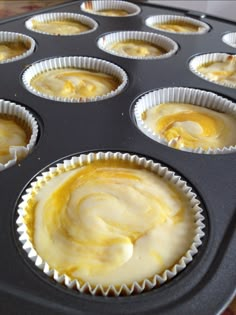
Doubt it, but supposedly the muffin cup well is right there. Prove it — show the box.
[25,12,98,36]
[0,32,35,64]
[189,53,236,89]
[16,151,205,296]
[222,32,236,48]
[134,87,236,154]
[145,15,210,35]
[22,56,128,103]
[97,31,178,60]
[0,99,38,171]
[81,0,141,17]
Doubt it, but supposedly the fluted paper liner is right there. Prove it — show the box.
[189,53,236,89]
[145,15,210,35]
[22,56,128,103]
[81,0,141,17]
[25,12,98,36]
[16,151,205,296]
[134,87,236,154]
[222,32,236,48]
[0,31,35,64]
[97,31,178,60]
[0,99,38,171]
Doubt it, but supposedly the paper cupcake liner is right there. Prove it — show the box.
[189,53,236,89]
[145,15,210,35]
[16,151,205,296]
[97,31,178,60]
[222,32,236,48]
[0,99,38,171]
[134,87,236,154]
[22,56,128,103]
[25,12,98,36]
[0,32,35,64]
[81,0,141,17]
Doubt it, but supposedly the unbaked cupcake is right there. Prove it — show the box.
[0,32,35,64]
[190,53,236,88]
[97,31,178,60]
[145,15,210,35]
[25,13,98,36]
[134,87,236,154]
[0,99,38,170]
[17,152,204,296]
[81,0,140,17]
[22,57,128,102]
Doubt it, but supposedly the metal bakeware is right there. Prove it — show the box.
[0,1,235,314]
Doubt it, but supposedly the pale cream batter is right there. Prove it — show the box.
[142,103,236,150]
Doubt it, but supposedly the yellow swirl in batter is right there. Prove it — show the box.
[107,40,167,57]
[0,116,28,164]
[97,9,129,16]
[0,41,30,61]
[27,159,195,286]
[31,19,91,35]
[30,68,120,100]
[197,55,236,87]
[142,103,236,150]
[154,22,199,33]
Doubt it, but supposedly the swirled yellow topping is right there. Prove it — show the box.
[0,116,28,164]
[142,103,236,150]
[30,68,120,100]
[31,19,91,35]
[0,41,30,61]
[97,9,129,16]
[197,55,236,87]
[107,40,167,57]
[28,159,195,286]
[154,22,199,33]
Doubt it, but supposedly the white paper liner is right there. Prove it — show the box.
[134,87,236,154]
[189,53,236,89]
[25,12,98,36]
[81,0,141,17]
[145,15,210,35]
[0,99,38,171]
[16,151,205,296]
[222,32,236,48]
[97,31,178,60]
[0,32,35,64]
[22,56,128,103]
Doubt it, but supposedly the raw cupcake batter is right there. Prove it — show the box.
[0,41,29,61]
[31,19,91,35]
[28,159,195,286]
[30,68,120,100]
[107,39,167,57]
[142,103,236,150]
[0,116,28,164]
[197,55,236,87]
[154,21,200,33]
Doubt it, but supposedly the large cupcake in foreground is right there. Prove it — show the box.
[17,152,204,296]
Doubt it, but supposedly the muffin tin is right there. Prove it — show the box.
[0,0,236,314]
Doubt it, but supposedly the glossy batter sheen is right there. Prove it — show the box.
[0,41,29,61]
[30,68,120,99]
[107,40,166,57]
[0,116,27,164]
[154,22,200,33]
[142,103,236,150]
[97,9,129,16]
[197,55,236,87]
[31,19,91,35]
[28,160,195,286]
